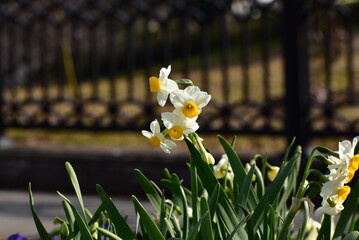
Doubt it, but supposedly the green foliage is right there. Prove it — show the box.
[29,136,359,240]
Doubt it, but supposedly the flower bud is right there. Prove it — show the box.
[267,166,280,181]
[60,222,70,240]
[201,151,215,165]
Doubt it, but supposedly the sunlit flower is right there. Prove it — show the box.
[327,137,359,183]
[267,166,280,182]
[214,154,233,179]
[161,112,199,140]
[142,120,176,154]
[316,175,351,216]
[316,137,359,216]
[170,86,211,119]
[149,65,178,106]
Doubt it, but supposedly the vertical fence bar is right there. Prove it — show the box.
[200,23,210,92]
[282,0,310,146]
[220,13,229,105]
[241,20,250,104]
[0,25,4,137]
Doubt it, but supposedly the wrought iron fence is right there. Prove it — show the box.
[0,0,358,145]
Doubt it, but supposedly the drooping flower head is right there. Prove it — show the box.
[214,154,233,179]
[161,112,199,141]
[267,166,280,182]
[142,119,176,154]
[170,86,211,120]
[149,65,178,106]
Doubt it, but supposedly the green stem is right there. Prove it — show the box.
[296,148,317,199]
[190,157,199,224]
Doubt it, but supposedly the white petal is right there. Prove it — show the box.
[165,79,179,92]
[141,130,153,139]
[159,65,171,81]
[170,89,187,107]
[157,90,169,107]
[150,119,160,134]
[339,140,352,158]
[184,86,200,95]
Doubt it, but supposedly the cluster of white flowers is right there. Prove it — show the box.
[316,137,359,216]
[142,66,211,159]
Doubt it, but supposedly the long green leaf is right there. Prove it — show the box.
[96,185,136,240]
[65,162,86,220]
[200,197,214,240]
[188,211,210,240]
[132,195,166,240]
[97,227,123,240]
[252,147,300,232]
[88,203,104,226]
[62,200,75,232]
[218,136,258,210]
[190,157,199,224]
[334,179,359,239]
[236,163,255,210]
[208,183,220,218]
[28,183,51,240]
[134,169,162,212]
[318,214,332,240]
[226,211,253,240]
[185,138,248,239]
[68,203,93,240]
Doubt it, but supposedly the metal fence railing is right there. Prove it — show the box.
[0,0,358,146]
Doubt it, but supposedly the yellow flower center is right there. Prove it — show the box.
[182,101,199,118]
[149,76,160,92]
[346,154,359,183]
[337,185,351,201]
[149,136,161,147]
[168,125,183,139]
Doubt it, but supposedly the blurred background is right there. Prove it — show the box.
[0,0,359,196]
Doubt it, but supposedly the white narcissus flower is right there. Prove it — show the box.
[316,137,359,216]
[327,137,359,183]
[214,154,233,179]
[161,112,199,140]
[141,120,176,154]
[170,86,211,119]
[149,65,178,107]
[316,173,351,216]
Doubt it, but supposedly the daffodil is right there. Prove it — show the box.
[142,120,176,154]
[327,137,359,183]
[316,175,351,216]
[170,86,211,119]
[149,65,178,107]
[214,154,233,179]
[161,112,199,140]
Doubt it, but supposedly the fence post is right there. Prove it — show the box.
[282,0,310,148]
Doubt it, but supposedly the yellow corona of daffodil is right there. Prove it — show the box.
[170,86,211,120]
[142,119,176,154]
[149,65,178,107]
[161,112,199,141]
